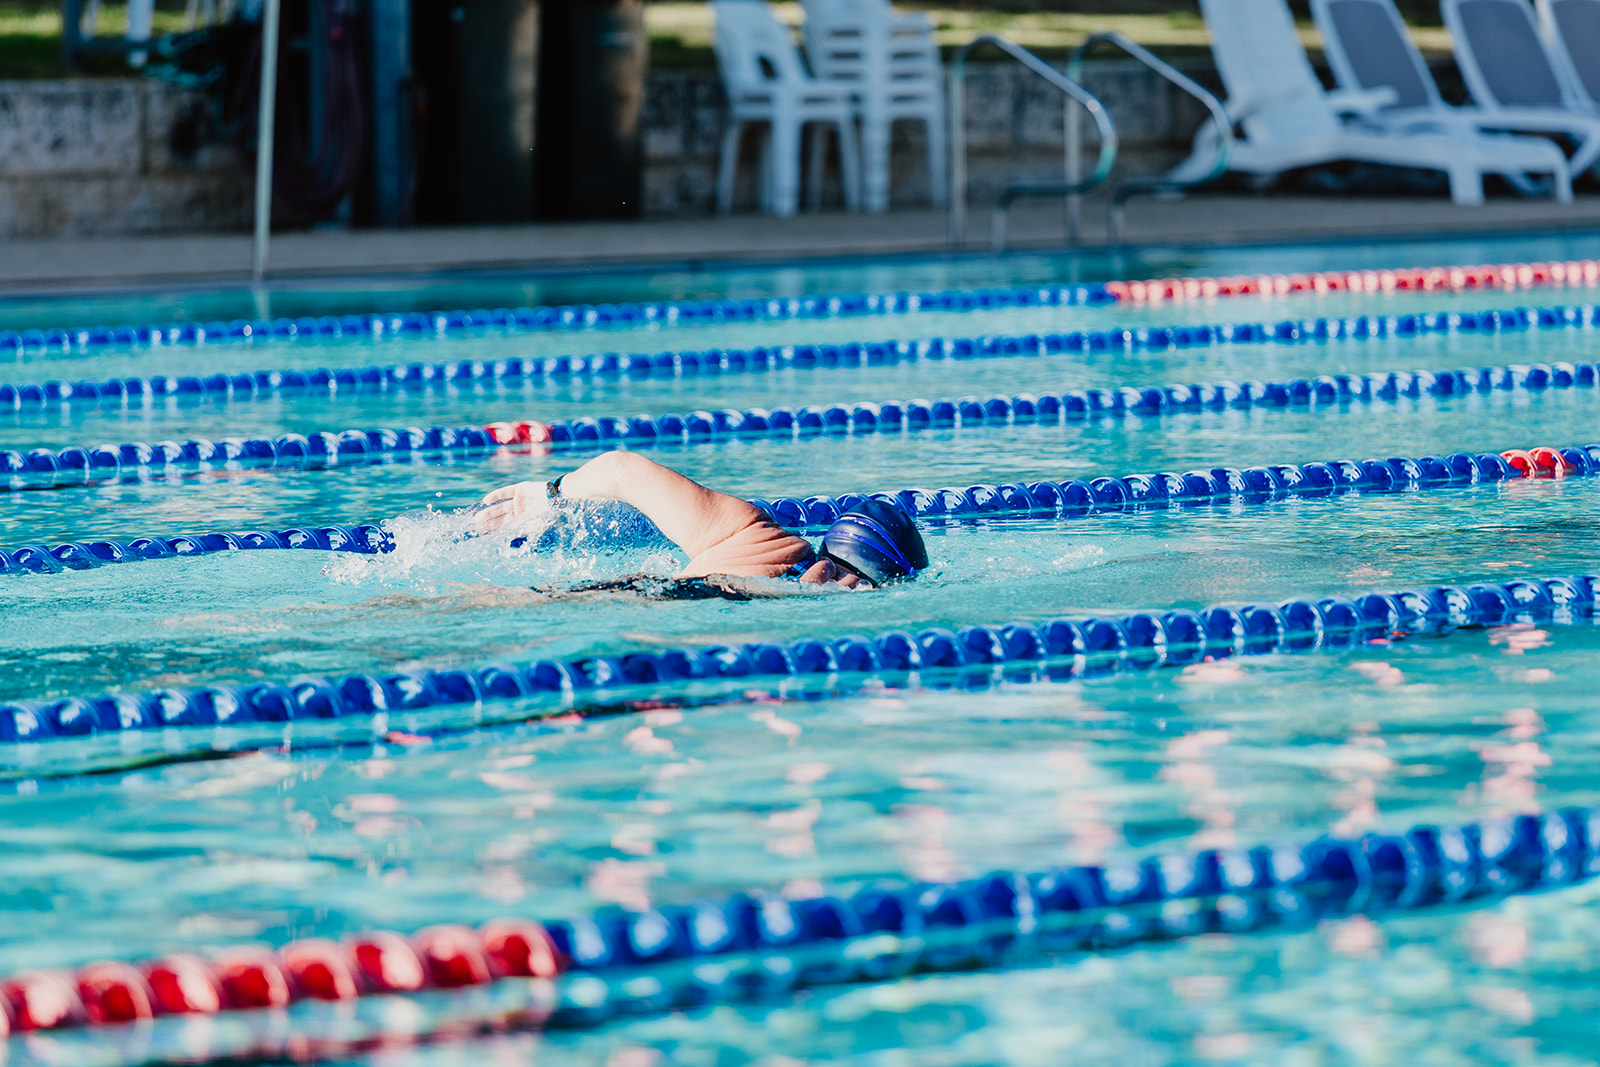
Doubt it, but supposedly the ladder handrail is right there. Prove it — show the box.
[1065,31,1234,244]
[948,34,1117,248]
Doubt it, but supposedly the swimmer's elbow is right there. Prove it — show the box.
[568,450,646,501]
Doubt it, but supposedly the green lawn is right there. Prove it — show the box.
[0,0,188,77]
[647,2,1452,69]
[1,0,1453,79]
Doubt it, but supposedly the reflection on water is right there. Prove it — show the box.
[6,237,1600,1064]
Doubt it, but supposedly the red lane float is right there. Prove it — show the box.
[1106,258,1600,305]
[1505,446,1579,478]
[484,420,554,445]
[0,919,564,1034]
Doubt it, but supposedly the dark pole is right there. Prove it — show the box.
[60,0,82,70]
[535,0,646,220]
[368,0,412,225]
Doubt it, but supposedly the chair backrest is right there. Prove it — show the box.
[803,0,876,83]
[1312,0,1441,111]
[1443,0,1574,108]
[712,0,811,96]
[1199,0,1341,141]
[802,0,938,90]
[1539,0,1600,104]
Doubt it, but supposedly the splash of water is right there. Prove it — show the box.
[324,501,679,590]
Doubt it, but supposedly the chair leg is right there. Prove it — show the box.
[769,114,801,217]
[860,114,890,214]
[806,123,826,212]
[759,126,774,213]
[1445,163,1486,207]
[716,120,742,215]
[924,111,948,208]
[1551,160,1574,204]
[837,113,863,212]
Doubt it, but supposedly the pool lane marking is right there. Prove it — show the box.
[0,793,1594,1049]
[1,569,1593,746]
[0,283,1113,359]
[0,442,1591,577]
[1109,258,1600,304]
[4,255,1599,368]
[0,302,1596,418]
[2,356,1597,491]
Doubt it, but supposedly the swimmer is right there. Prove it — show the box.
[475,451,927,598]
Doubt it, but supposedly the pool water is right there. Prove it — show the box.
[6,231,1600,1066]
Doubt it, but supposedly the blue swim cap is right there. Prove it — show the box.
[820,499,928,586]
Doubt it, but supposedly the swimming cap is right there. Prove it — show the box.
[819,499,928,586]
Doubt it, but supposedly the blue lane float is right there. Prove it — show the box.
[2,807,1595,1060]
[0,283,1112,360]
[0,303,1596,414]
[527,798,1600,1025]
[1,572,1594,742]
[0,525,390,575]
[3,361,1596,491]
[1,443,1593,576]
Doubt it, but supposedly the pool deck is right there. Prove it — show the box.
[7,192,1600,295]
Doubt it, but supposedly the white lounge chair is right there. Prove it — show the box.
[1314,0,1594,186]
[1173,0,1571,204]
[802,0,946,213]
[712,0,862,217]
[1538,0,1600,109]
[1441,0,1600,177]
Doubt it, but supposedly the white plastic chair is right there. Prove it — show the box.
[1442,0,1600,177]
[1540,0,1600,105]
[712,0,862,216]
[1172,0,1571,204]
[1314,0,1591,186]
[802,0,946,213]
[79,0,154,65]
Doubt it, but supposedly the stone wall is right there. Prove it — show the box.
[0,79,249,239]
[640,59,1217,215]
[0,60,1212,237]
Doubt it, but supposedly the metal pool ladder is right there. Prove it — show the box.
[1065,31,1233,246]
[948,34,1117,250]
[948,32,1234,250]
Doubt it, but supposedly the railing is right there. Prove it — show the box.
[948,35,1117,250]
[1065,31,1233,245]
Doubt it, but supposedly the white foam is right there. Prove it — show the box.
[323,502,679,591]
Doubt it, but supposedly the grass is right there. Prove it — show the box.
[0,0,189,78]
[646,2,1456,70]
[0,0,1457,78]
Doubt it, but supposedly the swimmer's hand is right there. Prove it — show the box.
[475,480,562,533]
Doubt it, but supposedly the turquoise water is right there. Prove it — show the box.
[5,232,1600,1065]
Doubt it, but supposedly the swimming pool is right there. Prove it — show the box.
[6,230,1600,1065]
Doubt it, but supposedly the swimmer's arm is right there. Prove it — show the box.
[478,451,766,557]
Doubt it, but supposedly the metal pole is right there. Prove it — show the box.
[1065,81,1081,244]
[947,60,966,246]
[252,0,281,283]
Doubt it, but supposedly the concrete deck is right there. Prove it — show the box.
[7,192,1600,295]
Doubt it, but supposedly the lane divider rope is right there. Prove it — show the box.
[5,256,1599,362]
[1109,258,1600,304]
[4,357,1597,491]
[1,443,1591,577]
[2,784,1597,1040]
[2,570,1593,743]
[1,302,1596,415]
[0,284,1113,358]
